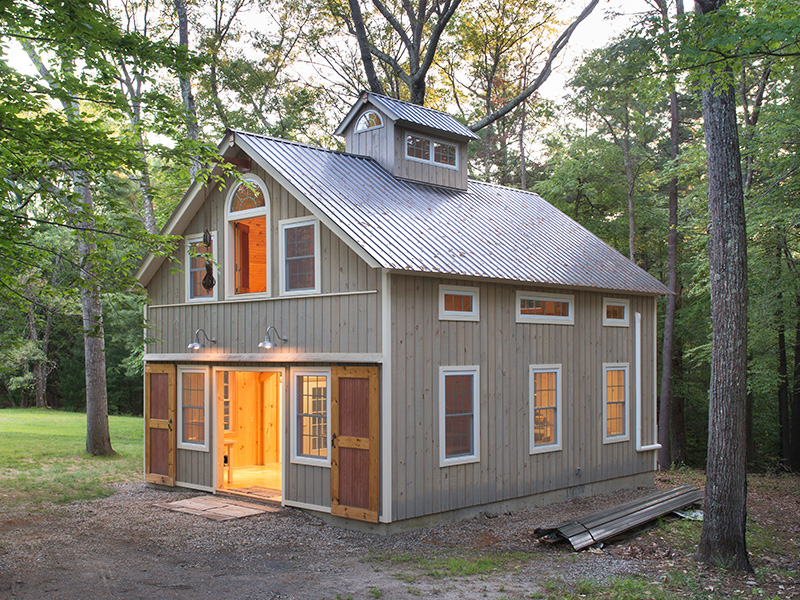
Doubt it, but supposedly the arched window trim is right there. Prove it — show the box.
[224,174,271,299]
[355,110,384,133]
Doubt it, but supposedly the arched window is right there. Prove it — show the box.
[226,177,269,296]
[355,110,383,132]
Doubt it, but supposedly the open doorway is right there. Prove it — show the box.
[215,369,282,502]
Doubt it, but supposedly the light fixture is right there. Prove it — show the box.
[258,325,287,350]
[187,328,216,351]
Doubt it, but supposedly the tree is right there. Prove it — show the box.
[692,0,752,572]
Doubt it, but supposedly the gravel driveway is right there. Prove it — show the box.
[0,483,664,600]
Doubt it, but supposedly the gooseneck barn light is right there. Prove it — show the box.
[258,325,287,350]
[187,328,216,351]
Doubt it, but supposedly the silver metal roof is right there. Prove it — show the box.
[335,92,480,141]
[234,131,668,295]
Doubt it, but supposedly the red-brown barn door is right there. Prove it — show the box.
[144,364,176,486]
[331,366,379,523]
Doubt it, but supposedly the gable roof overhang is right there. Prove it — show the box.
[334,91,480,142]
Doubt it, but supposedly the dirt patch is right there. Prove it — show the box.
[0,472,797,600]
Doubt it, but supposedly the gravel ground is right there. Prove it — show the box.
[1,478,797,600]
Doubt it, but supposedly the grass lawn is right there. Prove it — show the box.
[0,408,142,506]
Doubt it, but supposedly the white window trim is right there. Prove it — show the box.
[516,291,575,325]
[439,284,480,321]
[603,362,630,444]
[185,231,218,303]
[279,216,321,296]
[177,366,210,452]
[290,367,331,467]
[404,132,459,170]
[355,110,384,133]
[439,366,480,467]
[529,364,562,455]
[224,175,271,301]
[603,298,630,327]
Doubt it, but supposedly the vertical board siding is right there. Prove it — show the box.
[391,275,658,521]
[176,448,213,488]
[145,164,381,357]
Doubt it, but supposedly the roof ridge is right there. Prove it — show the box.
[231,129,375,162]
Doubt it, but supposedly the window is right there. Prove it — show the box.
[516,291,575,325]
[603,298,630,327]
[530,365,562,454]
[439,367,480,466]
[405,133,458,169]
[185,232,217,302]
[439,285,479,321]
[279,218,320,294]
[603,363,629,443]
[178,367,209,451]
[292,369,330,465]
[226,177,269,297]
[355,110,383,132]
[219,370,234,434]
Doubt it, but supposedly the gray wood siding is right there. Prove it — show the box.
[176,447,214,489]
[344,106,396,176]
[390,275,658,521]
[145,164,382,356]
[284,464,331,508]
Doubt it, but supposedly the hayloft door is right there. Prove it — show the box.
[331,366,379,523]
[144,364,176,486]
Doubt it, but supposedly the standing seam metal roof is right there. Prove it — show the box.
[234,130,668,295]
[363,92,481,141]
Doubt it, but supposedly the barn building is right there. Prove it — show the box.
[136,92,667,529]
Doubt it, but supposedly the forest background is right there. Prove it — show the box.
[0,0,798,475]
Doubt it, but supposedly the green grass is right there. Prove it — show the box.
[0,408,143,506]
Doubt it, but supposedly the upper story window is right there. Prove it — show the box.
[226,176,269,297]
[279,217,320,295]
[185,231,217,302]
[516,291,575,325]
[405,133,458,169]
[603,298,630,327]
[355,110,383,132]
[439,284,479,321]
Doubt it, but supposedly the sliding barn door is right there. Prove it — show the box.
[144,364,175,486]
[331,366,379,523]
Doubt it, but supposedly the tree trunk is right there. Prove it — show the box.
[777,290,790,464]
[75,175,114,457]
[174,0,199,169]
[790,295,800,471]
[694,38,751,570]
[670,343,689,464]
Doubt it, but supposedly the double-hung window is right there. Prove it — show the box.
[439,366,480,466]
[280,218,320,295]
[530,365,562,454]
[292,369,330,466]
[177,367,209,451]
[185,232,217,302]
[226,177,269,297]
[603,363,629,443]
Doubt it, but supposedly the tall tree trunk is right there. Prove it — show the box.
[670,341,689,464]
[694,0,751,568]
[790,295,800,471]
[657,0,684,470]
[173,0,200,179]
[75,175,114,456]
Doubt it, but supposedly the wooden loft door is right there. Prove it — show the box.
[144,364,175,486]
[331,366,380,523]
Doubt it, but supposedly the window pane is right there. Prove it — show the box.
[234,216,267,294]
[444,373,474,458]
[606,369,626,437]
[533,371,558,446]
[444,293,473,313]
[406,135,430,161]
[520,298,570,317]
[230,182,265,212]
[182,372,205,444]
[285,224,315,291]
[297,375,327,458]
[356,111,382,131]
[433,141,457,166]
[188,240,212,298]
[606,304,625,320]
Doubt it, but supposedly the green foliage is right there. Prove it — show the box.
[0,408,142,506]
